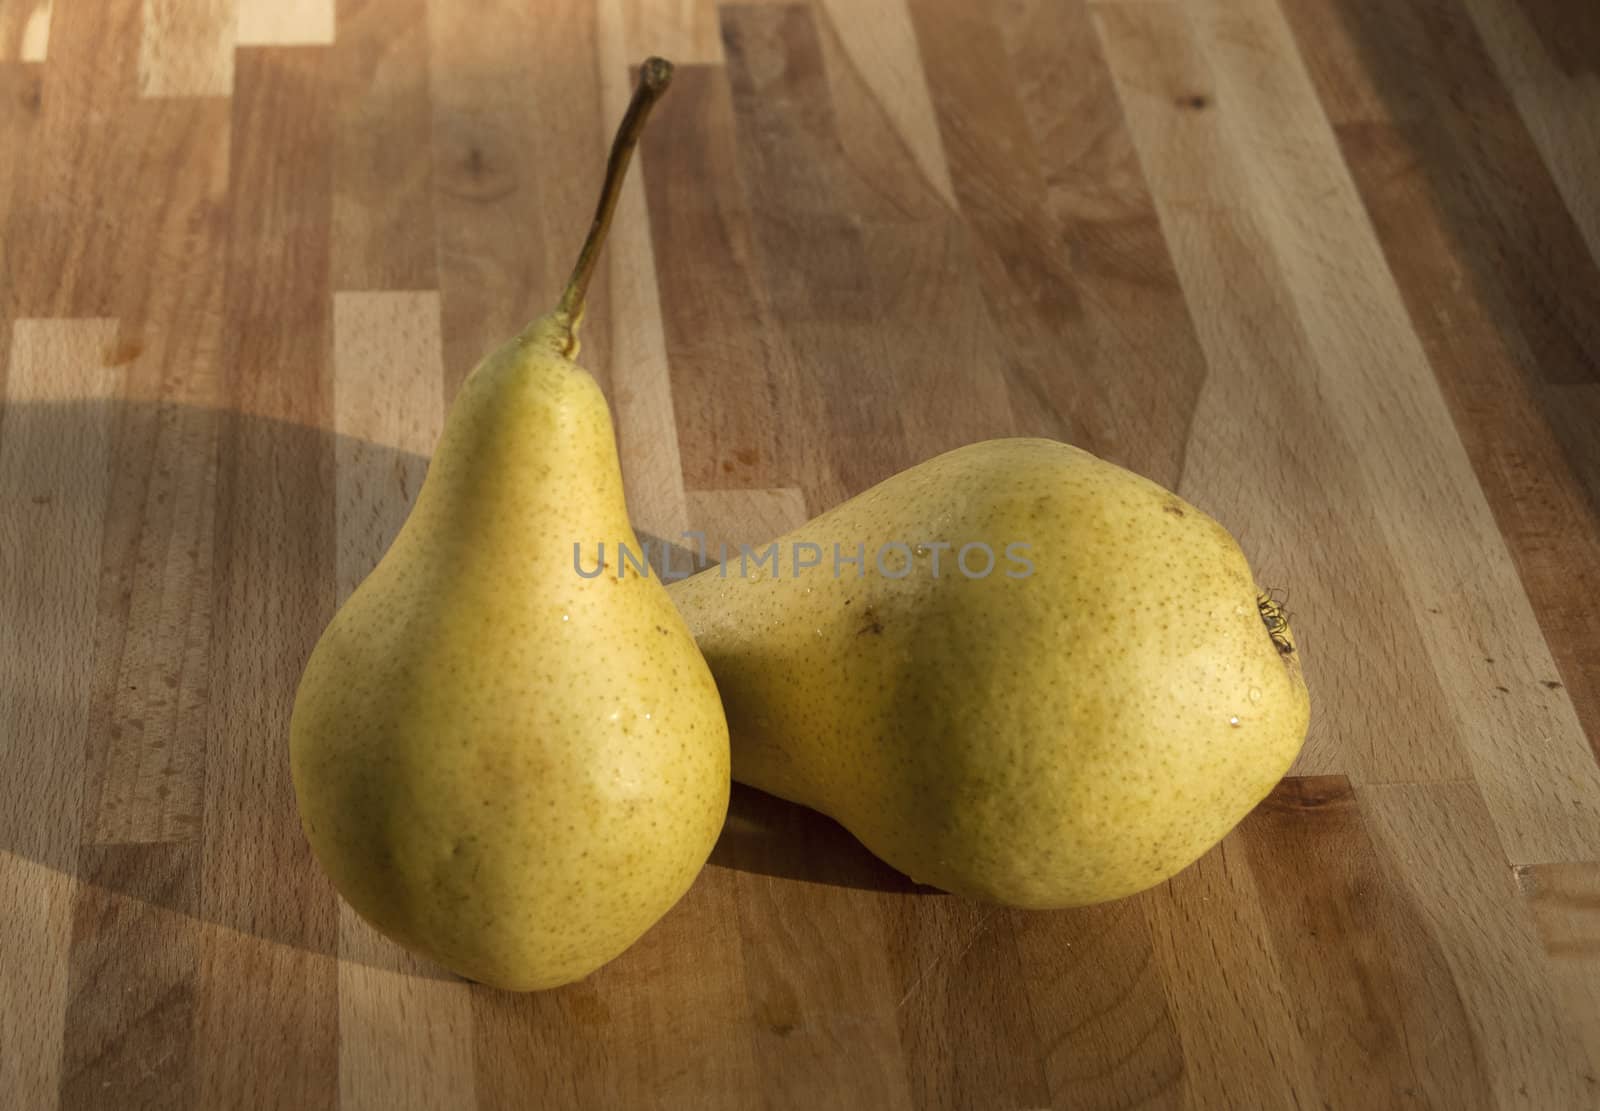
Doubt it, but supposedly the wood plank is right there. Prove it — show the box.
[686,487,809,558]
[1276,0,1600,756]
[80,96,231,846]
[236,0,334,47]
[721,2,907,508]
[812,0,956,213]
[730,854,914,1107]
[854,217,1016,464]
[1180,0,1600,860]
[427,0,608,396]
[1462,0,1600,264]
[912,0,1202,488]
[1091,0,1471,786]
[60,844,200,1109]
[0,0,49,61]
[886,902,1048,1109]
[331,0,436,291]
[0,316,121,1111]
[1513,861,1600,1088]
[1329,117,1600,761]
[1144,835,1324,1109]
[640,65,787,492]
[1239,776,1492,1107]
[192,46,339,1110]
[615,0,723,66]
[1361,783,1596,1106]
[806,4,949,225]
[1278,0,1600,389]
[4,0,143,317]
[138,0,234,97]
[0,59,45,402]
[1011,899,1184,1109]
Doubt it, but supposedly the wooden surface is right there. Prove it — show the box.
[2,0,1599,1107]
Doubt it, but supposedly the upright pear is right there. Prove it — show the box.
[290,59,729,990]
[668,439,1309,908]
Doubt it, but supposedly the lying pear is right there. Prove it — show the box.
[668,439,1308,908]
[290,59,729,990]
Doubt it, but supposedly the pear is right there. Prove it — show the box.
[290,58,729,990]
[668,439,1308,908]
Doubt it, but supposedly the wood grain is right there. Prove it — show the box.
[2,0,1598,1106]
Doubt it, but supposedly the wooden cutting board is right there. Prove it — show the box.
[3,0,1598,1107]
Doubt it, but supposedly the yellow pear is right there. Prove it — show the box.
[668,439,1308,908]
[290,59,729,990]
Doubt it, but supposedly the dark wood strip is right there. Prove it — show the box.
[1281,0,1600,386]
[714,788,918,1107]
[0,60,43,403]
[720,3,908,507]
[2,0,142,317]
[857,215,1017,463]
[640,64,783,491]
[427,0,608,396]
[886,901,1049,1109]
[193,45,339,1110]
[60,844,201,1110]
[1012,899,1185,1109]
[1240,776,1492,1108]
[909,0,1206,490]
[469,869,761,1111]
[332,0,437,291]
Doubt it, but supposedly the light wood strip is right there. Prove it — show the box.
[1514,861,1600,1088]
[339,913,476,1111]
[1362,783,1595,1106]
[236,0,334,47]
[618,0,722,65]
[813,0,957,210]
[1273,0,1600,753]
[138,0,234,97]
[0,316,122,1111]
[0,855,75,1110]
[0,0,49,61]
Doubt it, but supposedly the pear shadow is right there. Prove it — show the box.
[709,782,934,894]
[1,397,464,974]
[0,396,932,984]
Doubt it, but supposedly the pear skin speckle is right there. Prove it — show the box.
[668,438,1309,908]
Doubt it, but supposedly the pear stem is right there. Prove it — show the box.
[556,56,675,344]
